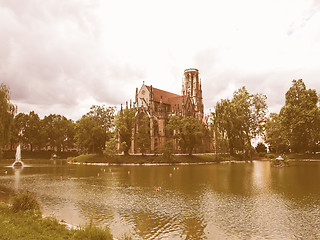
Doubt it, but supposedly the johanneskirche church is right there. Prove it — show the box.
[122,68,212,154]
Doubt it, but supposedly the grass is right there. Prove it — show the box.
[0,203,74,240]
[71,152,320,165]
[0,191,122,240]
[0,203,116,240]
[71,153,234,164]
[287,153,320,160]
[11,191,41,213]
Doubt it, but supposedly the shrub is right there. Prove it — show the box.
[104,137,118,156]
[266,153,275,159]
[157,140,174,160]
[73,223,113,240]
[11,191,41,213]
[255,142,267,153]
[258,152,266,157]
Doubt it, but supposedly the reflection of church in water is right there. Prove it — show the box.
[126,68,211,154]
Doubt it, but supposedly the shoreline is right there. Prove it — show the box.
[69,154,320,166]
[70,160,245,166]
[69,159,320,166]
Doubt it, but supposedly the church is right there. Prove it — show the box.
[127,68,211,154]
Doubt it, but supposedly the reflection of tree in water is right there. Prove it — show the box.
[89,163,258,238]
[114,189,207,239]
[270,161,320,199]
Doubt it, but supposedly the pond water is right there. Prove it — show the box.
[0,159,319,239]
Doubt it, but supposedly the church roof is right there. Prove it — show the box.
[144,85,192,112]
[168,95,188,111]
[145,85,181,105]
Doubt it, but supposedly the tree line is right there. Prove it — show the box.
[1,79,319,157]
[213,79,320,156]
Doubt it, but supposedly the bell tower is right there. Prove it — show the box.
[182,68,204,121]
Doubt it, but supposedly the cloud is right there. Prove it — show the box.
[1,0,320,120]
[0,0,145,119]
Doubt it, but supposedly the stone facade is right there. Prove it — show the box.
[129,68,210,154]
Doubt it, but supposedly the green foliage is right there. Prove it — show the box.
[1,203,117,240]
[73,223,113,240]
[75,115,105,154]
[24,111,42,151]
[157,139,174,159]
[167,116,204,155]
[43,114,75,152]
[0,203,73,240]
[10,113,29,148]
[264,113,290,153]
[119,141,128,154]
[136,114,151,155]
[11,191,41,213]
[75,105,115,154]
[266,153,276,159]
[10,112,75,152]
[279,79,320,153]
[72,153,228,164]
[104,135,118,156]
[115,107,136,155]
[213,87,267,157]
[0,83,16,148]
[255,142,267,153]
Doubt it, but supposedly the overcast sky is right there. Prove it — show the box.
[1,0,320,120]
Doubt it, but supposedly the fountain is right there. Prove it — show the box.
[12,145,23,167]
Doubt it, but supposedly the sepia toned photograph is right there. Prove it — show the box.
[1,0,320,239]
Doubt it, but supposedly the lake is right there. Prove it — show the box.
[0,159,319,239]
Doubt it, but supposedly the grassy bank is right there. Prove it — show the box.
[287,153,320,160]
[0,190,132,240]
[71,153,234,164]
[258,153,320,160]
[71,152,320,165]
[0,204,115,240]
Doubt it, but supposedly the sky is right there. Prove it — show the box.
[1,0,320,120]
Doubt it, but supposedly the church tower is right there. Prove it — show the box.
[182,68,204,121]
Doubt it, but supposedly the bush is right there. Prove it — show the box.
[73,223,113,240]
[104,137,118,156]
[157,140,174,160]
[255,142,267,153]
[258,152,266,157]
[11,191,41,213]
[266,153,275,159]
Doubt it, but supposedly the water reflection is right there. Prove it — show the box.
[0,160,319,239]
[13,166,23,191]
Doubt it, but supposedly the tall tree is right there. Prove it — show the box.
[233,87,267,157]
[167,116,204,155]
[213,99,237,155]
[87,105,115,137]
[115,107,136,155]
[43,114,75,152]
[0,83,16,150]
[75,105,115,154]
[24,111,41,151]
[213,87,267,157]
[279,79,320,153]
[10,113,28,150]
[136,114,151,155]
[264,113,289,153]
